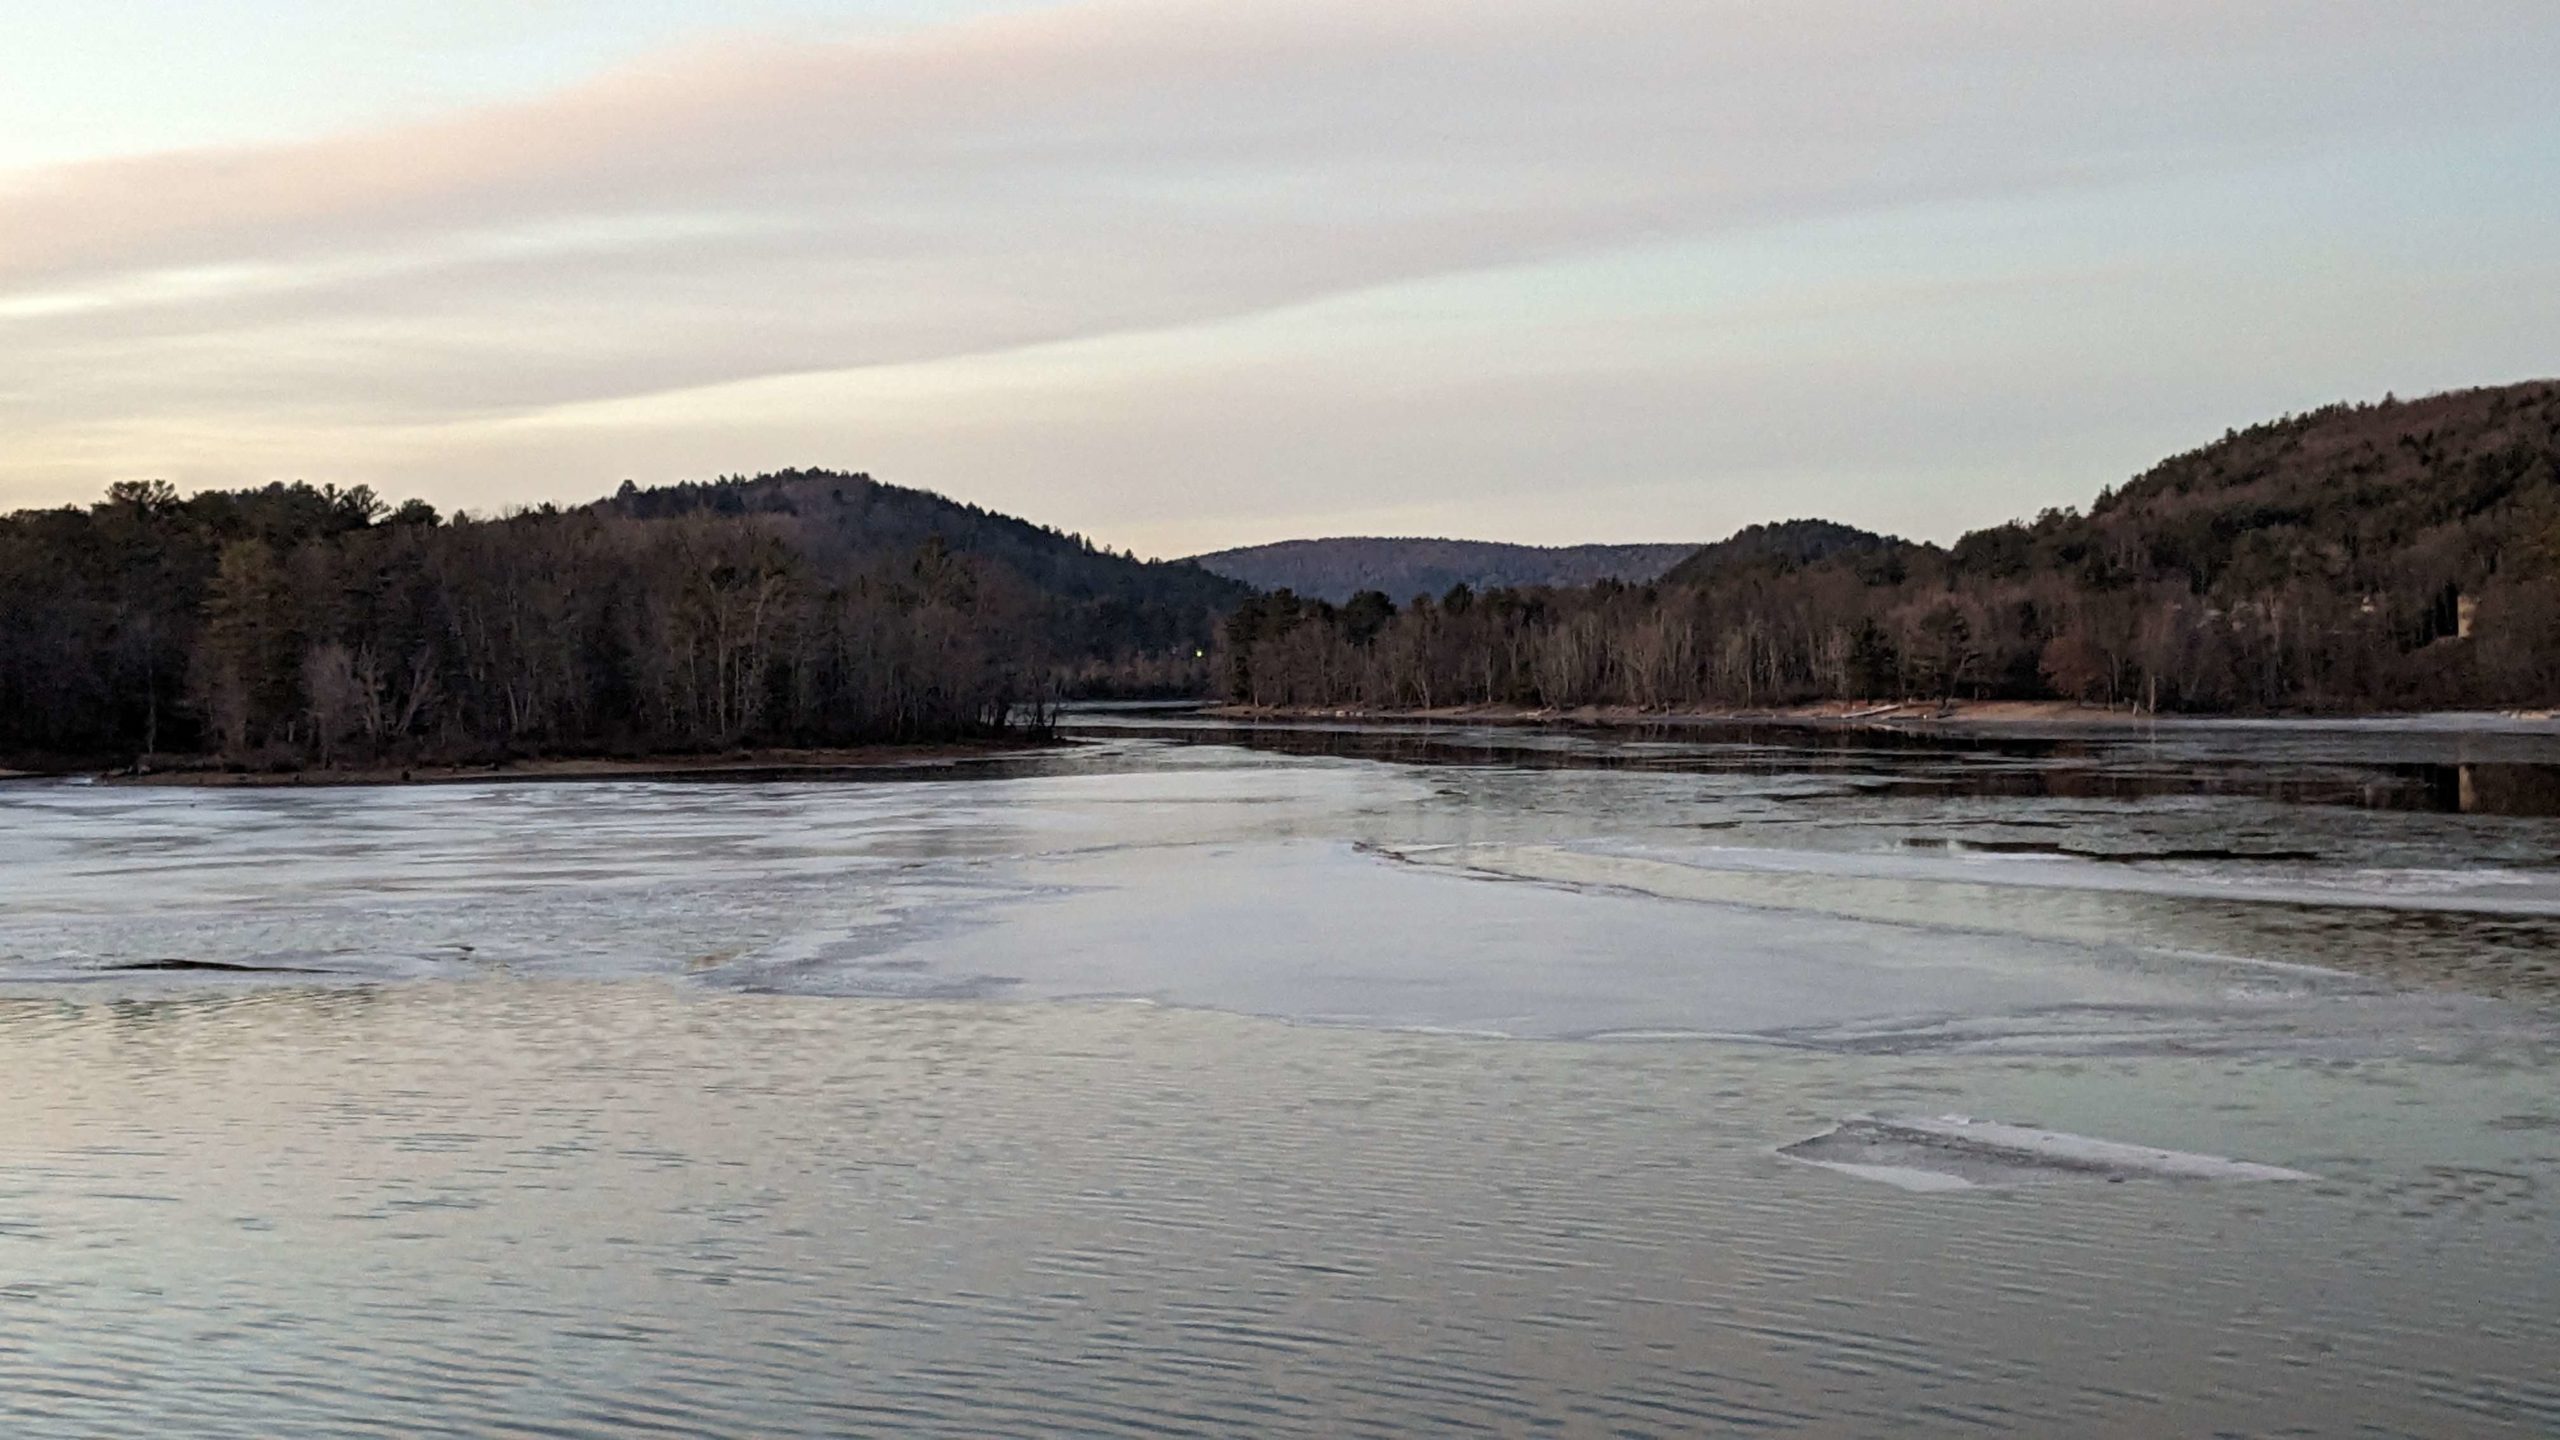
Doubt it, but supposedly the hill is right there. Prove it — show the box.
[1222,380,2560,713]
[0,469,1246,768]
[604,469,1248,658]
[1661,518,1908,587]
[1949,382,2560,603]
[1188,538,1698,604]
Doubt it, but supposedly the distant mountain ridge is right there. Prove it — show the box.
[1188,537,1700,603]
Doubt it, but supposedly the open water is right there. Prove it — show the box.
[2,713,2557,1435]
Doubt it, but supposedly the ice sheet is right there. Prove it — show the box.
[4,739,2554,1057]
[1781,1114,2316,1189]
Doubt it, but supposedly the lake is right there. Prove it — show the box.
[2,714,2557,1435]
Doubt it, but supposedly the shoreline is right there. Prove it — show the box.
[74,739,1055,789]
[1194,700,2560,733]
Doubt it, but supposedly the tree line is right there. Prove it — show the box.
[0,473,1232,769]
[1221,384,2560,714]
[9,383,2555,769]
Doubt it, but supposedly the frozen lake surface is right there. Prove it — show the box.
[2,716,2558,1434]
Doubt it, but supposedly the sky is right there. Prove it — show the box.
[3,1,2557,558]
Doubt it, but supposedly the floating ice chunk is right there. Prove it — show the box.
[1781,1113,2314,1190]
[1795,1160,1979,1193]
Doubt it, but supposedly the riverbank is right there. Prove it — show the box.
[90,739,1053,788]
[1199,700,2560,732]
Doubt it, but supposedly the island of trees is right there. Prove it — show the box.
[1220,382,2560,715]
[0,470,1241,772]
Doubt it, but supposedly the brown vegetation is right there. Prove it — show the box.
[1221,382,2560,715]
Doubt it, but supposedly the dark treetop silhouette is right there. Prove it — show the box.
[0,469,1242,770]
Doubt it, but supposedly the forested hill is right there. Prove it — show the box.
[1188,538,1698,604]
[1948,382,2560,601]
[607,470,1245,622]
[1222,381,2560,713]
[1661,519,1907,587]
[0,469,1244,769]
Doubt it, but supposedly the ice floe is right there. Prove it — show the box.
[1781,1114,2315,1191]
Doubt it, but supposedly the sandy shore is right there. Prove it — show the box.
[94,740,1051,788]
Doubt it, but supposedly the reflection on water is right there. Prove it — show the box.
[3,718,2559,1433]
[1,985,2556,1437]
[1075,712,2560,816]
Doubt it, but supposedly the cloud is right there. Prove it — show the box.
[3,0,2556,537]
